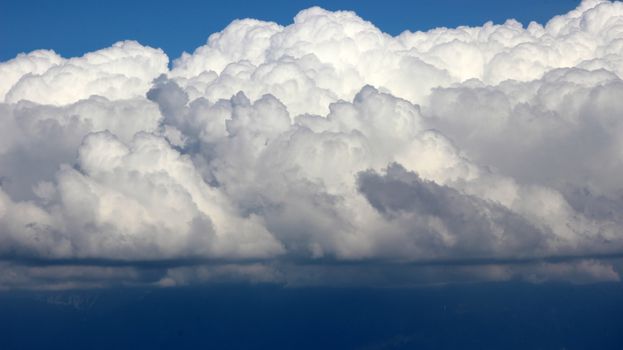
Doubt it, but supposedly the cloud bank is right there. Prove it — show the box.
[1,0,623,289]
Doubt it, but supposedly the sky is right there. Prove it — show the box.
[2,0,623,348]
[1,0,579,62]
[2,283,623,349]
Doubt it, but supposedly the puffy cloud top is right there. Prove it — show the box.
[2,41,168,105]
[1,0,623,289]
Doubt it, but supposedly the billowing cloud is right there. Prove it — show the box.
[1,0,623,289]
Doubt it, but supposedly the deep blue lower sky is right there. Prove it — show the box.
[2,282,623,350]
[0,0,579,62]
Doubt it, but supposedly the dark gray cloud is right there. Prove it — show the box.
[358,163,548,259]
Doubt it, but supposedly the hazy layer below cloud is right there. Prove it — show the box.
[1,0,623,289]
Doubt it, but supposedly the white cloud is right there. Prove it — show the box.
[1,0,623,288]
[2,41,168,105]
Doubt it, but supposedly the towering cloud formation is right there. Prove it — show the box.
[1,0,623,289]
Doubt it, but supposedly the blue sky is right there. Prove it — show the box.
[1,0,579,61]
[3,283,623,349]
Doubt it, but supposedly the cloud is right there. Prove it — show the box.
[2,41,168,105]
[357,163,548,260]
[1,0,623,289]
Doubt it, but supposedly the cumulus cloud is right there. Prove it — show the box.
[1,0,623,289]
[2,41,168,105]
